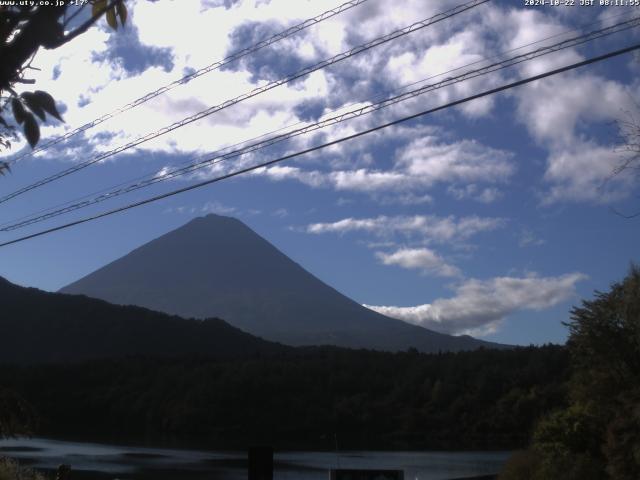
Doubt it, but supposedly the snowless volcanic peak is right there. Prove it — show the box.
[61,214,505,353]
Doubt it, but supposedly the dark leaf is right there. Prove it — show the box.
[40,21,64,49]
[11,98,26,124]
[21,92,46,121]
[106,7,118,30]
[0,116,8,128]
[92,0,107,17]
[23,113,40,148]
[117,1,128,26]
[32,90,64,122]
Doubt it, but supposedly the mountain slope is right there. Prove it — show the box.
[0,276,288,364]
[61,214,504,352]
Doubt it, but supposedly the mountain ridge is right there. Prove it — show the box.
[0,275,288,364]
[61,214,506,353]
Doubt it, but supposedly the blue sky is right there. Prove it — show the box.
[1,0,639,345]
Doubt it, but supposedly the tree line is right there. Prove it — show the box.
[1,344,569,452]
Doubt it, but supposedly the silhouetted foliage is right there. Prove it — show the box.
[0,345,569,451]
[500,265,640,480]
[0,0,127,173]
[0,458,46,480]
[0,389,36,438]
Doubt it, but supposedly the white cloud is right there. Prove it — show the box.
[396,136,515,183]
[518,229,545,248]
[9,0,517,169]
[255,135,515,198]
[376,192,434,205]
[447,184,502,203]
[515,74,630,149]
[6,0,341,161]
[542,140,637,204]
[201,201,237,215]
[272,207,289,218]
[305,214,505,243]
[5,0,635,211]
[375,248,460,277]
[164,200,237,216]
[509,43,638,204]
[364,272,587,336]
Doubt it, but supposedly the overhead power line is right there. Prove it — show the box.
[1,42,638,249]
[2,7,631,232]
[3,14,638,232]
[7,0,371,165]
[0,0,488,206]
[2,8,633,236]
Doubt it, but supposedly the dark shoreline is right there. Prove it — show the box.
[1,438,509,480]
[6,460,501,480]
[31,432,516,456]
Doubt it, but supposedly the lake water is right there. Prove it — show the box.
[0,437,510,480]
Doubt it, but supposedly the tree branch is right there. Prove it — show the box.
[62,4,88,28]
[47,0,120,49]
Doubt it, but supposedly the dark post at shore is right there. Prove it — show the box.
[248,446,273,480]
[55,464,71,480]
